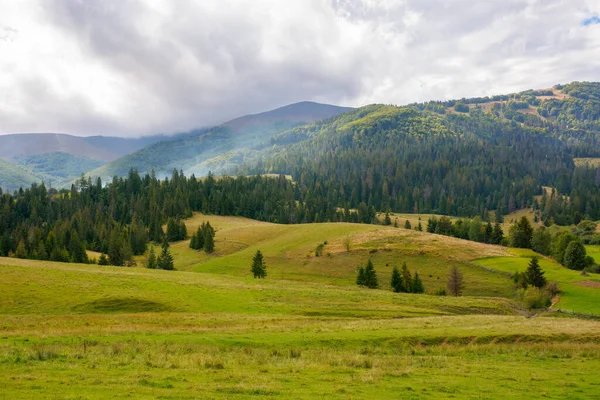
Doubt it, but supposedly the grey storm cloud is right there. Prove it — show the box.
[0,0,599,137]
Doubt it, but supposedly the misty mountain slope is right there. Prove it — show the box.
[0,133,171,162]
[86,102,354,180]
[237,82,600,221]
[14,152,104,181]
[0,159,39,192]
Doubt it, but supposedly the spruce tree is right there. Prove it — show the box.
[404,220,411,229]
[146,246,157,269]
[356,266,366,286]
[401,262,412,292]
[166,218,179,242]
[203,228,215,253]
[525,257,547,288]
[363,259,379,289]
[157,239,174,270]
[390,266,403,293]
[251,250,267,278]
[411,272,425,293]
[98,253,109,265]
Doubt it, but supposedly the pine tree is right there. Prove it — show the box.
[363,259,379,289]
[15,239,27,259]
[98,253,109,265]
[108,229,125,266]
[189,233,198,250]
[356,266,366,286]
[251,250,267,278]
[401,262,412,292]
[417,221,423,231]
[166,218,179,242]
[178,220,187,240]
[390,266,403,293]
[447,266,464,296]
[404,220,411,229]
[491,222,504,244]
[411,272,425,293]
[197,223,206,249]
[525,257,547,288]
[384,212,391,225]
[157,239,174,270]
[146,246,157,269]
[203,228,215,253]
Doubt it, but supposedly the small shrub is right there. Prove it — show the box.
[434,288,446,296]
[545,282,561,297]
[289,349,302,359]
[521,287,551,310]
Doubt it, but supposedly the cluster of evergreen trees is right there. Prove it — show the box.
[146,240,174,270]
[509,216,595,270]
[189,222,215,253]
[426,216,504,244]
[390,263,424,293]
[356,260,424,293]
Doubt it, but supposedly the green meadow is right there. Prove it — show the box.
[2,214,600,399]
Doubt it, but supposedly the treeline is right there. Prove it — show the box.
[0,169,364,265]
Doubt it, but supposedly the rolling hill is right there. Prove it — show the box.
[85,101,354,180]
[2,214,600,398]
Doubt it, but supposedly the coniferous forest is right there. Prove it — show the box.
[2,82,600,265]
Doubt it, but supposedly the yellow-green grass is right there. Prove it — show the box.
[475,249,600,314]
[2,257,600,398]
[169,214,512,296]
[574,157,600,167]
[586,245,600,264]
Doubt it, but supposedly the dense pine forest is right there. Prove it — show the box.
[241,81,600,223]
[2,82,600,265]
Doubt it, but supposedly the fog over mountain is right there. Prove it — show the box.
[1,0,599,137]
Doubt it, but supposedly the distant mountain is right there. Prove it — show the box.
[86,101,354,180]
[0,133,170,162]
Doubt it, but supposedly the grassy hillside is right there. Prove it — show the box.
[168,214,512,297]
[2,215,600,397]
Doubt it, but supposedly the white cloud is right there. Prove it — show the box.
[0,0,598,136]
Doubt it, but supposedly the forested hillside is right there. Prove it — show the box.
[236,82,600,224]
[87,102,354,180]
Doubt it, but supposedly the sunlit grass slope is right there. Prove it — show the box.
[169,213,513,297]
[3,214,600,398]
[475,249,600,314]
[2,257,600,398]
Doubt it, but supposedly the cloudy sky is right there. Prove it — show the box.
[1,0,599,137]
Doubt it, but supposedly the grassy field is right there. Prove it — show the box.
[475,249,600,314]
[2,214,600,398]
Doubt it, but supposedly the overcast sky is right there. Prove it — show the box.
[1,0,599,137]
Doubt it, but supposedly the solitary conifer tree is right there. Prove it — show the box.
[363,259,379,289]
[157,239,174,270]
[525,257,547,288]
[251,250,267,278]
